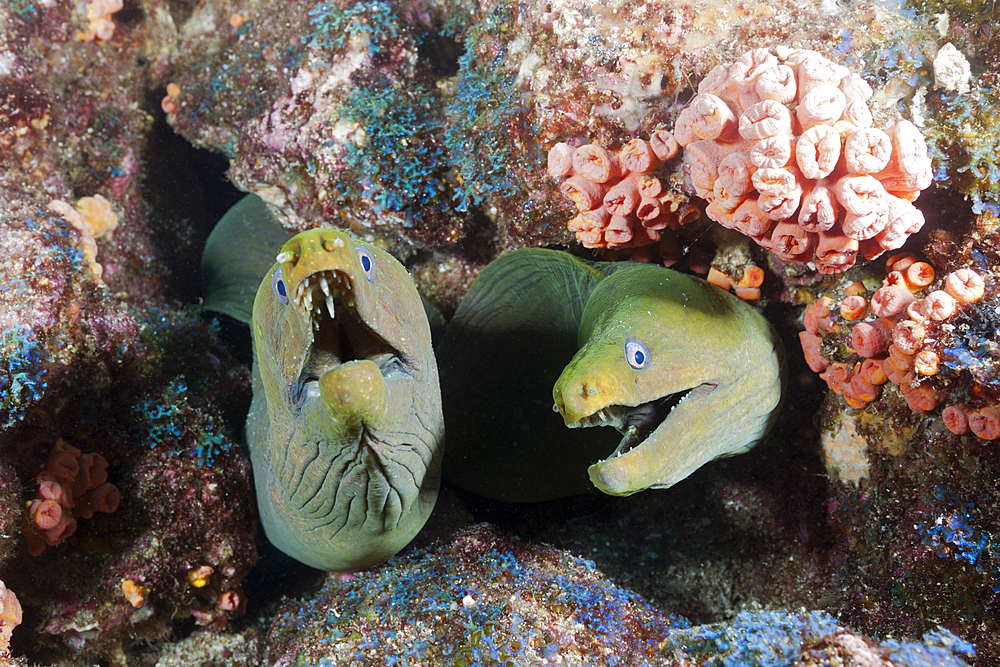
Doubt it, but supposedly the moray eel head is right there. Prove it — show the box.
[554,342,708,469]
[552,266,784,498]
[248,228,442,571]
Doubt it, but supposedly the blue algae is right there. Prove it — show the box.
[938,293,1000,385]
[659,610,840,666]
[306,1,400,56]
[132,378,233,467]
[443,3,542,212]
[0,325,47,429]
[339,81,447,215]
[834,28,854,57]
[44,216,88,269]
[660,610,972,667]
[842,35,928,90]
[882,628,976,666]
[6,0,39,19]
[919,489,999,588]
[444,50,542,211]
[940,345,991,378]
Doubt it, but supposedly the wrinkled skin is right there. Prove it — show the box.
[246,228,443,570]
[441,249,784,501]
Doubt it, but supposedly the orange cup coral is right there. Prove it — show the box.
[23,439,121,556]
[549,133,700,249]
[799,263,1000,431]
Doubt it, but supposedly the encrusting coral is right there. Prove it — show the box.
[23,438,121,556]
[675,47,933,273]
[47,195,119,280]
[548,132,700,249]
[77,0,123,43]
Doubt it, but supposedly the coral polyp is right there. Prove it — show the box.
[547,133,700,249]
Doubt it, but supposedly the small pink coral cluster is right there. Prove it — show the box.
[800,255,994,430]
[0,580,21,656]
[184,564,246,626]
[24,438,121,556]
[78,0,123,42]
[548,132,700,248]
[676,47,932,273]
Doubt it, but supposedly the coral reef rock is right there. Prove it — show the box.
[267,524,975,666]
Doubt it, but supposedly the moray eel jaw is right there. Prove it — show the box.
[560,386,706,454]
[284,263,395,428]
[553,363,717,497]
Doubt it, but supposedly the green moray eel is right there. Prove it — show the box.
[203,195,443,570]
[439,248,784,501]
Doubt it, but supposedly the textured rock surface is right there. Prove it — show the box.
[266,524,974,666]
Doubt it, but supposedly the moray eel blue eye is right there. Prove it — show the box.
[358,247,375,282]
[271,267,289,305]
[625,339,650,369]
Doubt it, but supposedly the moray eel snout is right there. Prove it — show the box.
[554,378,702,455]
[278,237,396,424]
[247,228,443,571]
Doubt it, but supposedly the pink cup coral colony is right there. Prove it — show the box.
[800,253,1000,439]
[676,47,933,273]
[549,47,933,275]
[547,131,700,249]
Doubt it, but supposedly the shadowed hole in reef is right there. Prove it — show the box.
[143,91,244,306]
[418,30,464,77]
[142,96,254,436]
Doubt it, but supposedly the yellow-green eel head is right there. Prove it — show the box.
[552,264,785,497]
[246,229,443,571]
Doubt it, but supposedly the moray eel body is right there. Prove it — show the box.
[440,248,784,501]
[203,195,443,570]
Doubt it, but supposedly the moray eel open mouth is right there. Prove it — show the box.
[441,247,784,502]
[563,388,698,459]
[206,202,445,572]
[289,269,401,412]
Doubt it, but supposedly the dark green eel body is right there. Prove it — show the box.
[439,249,785,502]
[203,195,443,570]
